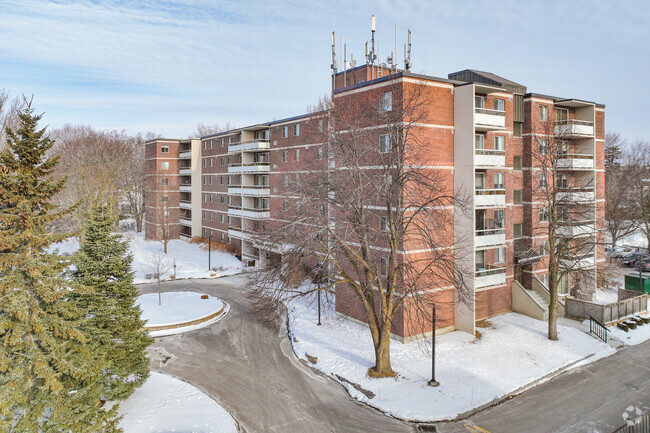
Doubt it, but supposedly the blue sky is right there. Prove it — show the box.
[0,0,648,141]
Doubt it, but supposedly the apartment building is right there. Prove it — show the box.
[144,64,605,340]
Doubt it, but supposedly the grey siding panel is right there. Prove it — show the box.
[514,94,524,123]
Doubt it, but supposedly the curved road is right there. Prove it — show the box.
[139,275,650,433]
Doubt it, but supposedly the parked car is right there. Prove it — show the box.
[636,258,650,272]
[621,253,649,267]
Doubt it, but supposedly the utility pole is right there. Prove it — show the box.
[208,232,212,271]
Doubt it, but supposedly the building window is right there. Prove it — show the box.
[381,92,392,111]
[228,136,232,144]
[539,206,549,222]
[227,216,231,224]
[203,194,207,202]
[221,138,225,147]
[220,195,224,204]
[203,177,206,185]
[228,196,232,205]
[475,134,484,149]
[282,175,289,187]
[160,161,169,170]
[556,108,569,122]
[202,159,206,167]
[220,157,224,166]
[494,135,505,151]
[220,214,224,223]
[316,146,323,160]
[514,223,522,239]
[540,240,549,255]
[513,122,523,137]
[209,158,213,167]
[161,178,169,186]
[203,211,206,220]
[494,209,504,228]
[494,173,505,189]
[513,155,522,170]
[475,96,485,109]
[494,99,505,112]
[318,119,324,132]
[293,124,300,136]
[283,199,288,211]
[160,145,169,153]
[539,139,548,155]
[227,177,231,185]
[539,273,549,287]
[495,247,506,263]
[220,233,224,241]
[220,176,223,184]
[209,195,213,203]
[379,134,391,153]
[539,105,549,121]
[161,195,168,203]
[282,151,288,162]
[557,173,569,188]
[380,257,388,277]
[539,173,548,188]
[209,176,213,185]
[209,213,212,221]
[282,126,288,138]
[380,216,390,232]
[227,236,231,244]
[295,149,300,161]
[513,190,522,204]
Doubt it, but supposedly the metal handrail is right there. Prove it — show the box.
[587,314,609,343]
[475,108,506,116]
[228,162,270,167]
[228,184,270,189]
[558,153,594,160]
[475,265,506,277]
[556,119,593,127]
[228,206,270,212]
[475,188,506,195]
[474,149,505,155]
[475,228,506,236]
[241,139,270,145]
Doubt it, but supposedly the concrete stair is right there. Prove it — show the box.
[527,289,549,321]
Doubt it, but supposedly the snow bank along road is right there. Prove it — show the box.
[137,276,650,433]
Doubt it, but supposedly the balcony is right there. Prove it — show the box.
[179,184,192,193]
[475,228,506,249]
[475,149,505,168]
[179,216,192,227]
[179,168,192,175]
[475,265,506,288]
[228,206,270,220]
[475,188,506,208]
[179,200,192,210]
[474,108,506,131]
[555,119,594,137]
[557,220,595,238]
[228,139,270,154]
[228,185,271,196]
[557,154,594,170]
[557,187,595,203]
[179,151,192,159]
[228,162,271,174]
[228,226,254,241]
[560,253,594,270]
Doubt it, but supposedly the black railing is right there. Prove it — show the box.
[588,315,609,343]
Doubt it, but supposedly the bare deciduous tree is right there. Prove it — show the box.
[190,122,235,139]
[251,82,470,377]
[147,251,173,305]
[625,140,650,248]
[604,132,637,248]
[532,119,600,340]
[0,90,24,150]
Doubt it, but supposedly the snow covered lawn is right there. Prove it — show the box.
[287,294,615,421]
[606,314,650,346]
[117,372,237,433]
[48,231,244,283]
[593,288,620,304]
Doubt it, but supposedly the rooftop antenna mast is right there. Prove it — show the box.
[404,29,412,72]
[369,15,377,79]
[330,31,337,92]
[344,43,347,87]
[386,23,397,72]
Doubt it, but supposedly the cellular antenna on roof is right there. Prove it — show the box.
[404,29,412,71]
[369,15,377,79]
[331,31,337,91]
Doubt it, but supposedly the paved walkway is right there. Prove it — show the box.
[139,275,650,433]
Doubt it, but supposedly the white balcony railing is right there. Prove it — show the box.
[475,228,506,248]
[179,201,192,210]
[228,206,270,220]
[555,119,594,137]
[557,221,595,238]
[179,168,192,175]
[557,153,594,170]
[475,265,506,288]
[179,184,192,192]
[228,162,271,174]
[179,217,192,227]
[474,108,506,130]
[557,187,595,203]
[228,139,270,154]
[228,226,254,241]
[475,188,506,207]
[228,185,271,196]
[179,151,192,159]
[561,253,595,270]
[475,149,506,167]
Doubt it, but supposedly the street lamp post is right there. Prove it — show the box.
[317,284,322,326]
[428,303,440,387]
[208,232,212,271]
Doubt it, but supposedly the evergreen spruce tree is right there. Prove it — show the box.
[0,101,120,432]
[73,205,152,401]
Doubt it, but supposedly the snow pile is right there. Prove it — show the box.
[138,292,229,337]
[126,232,243,283]
[592,288,619,305]
[48,232,244,283]
[617,231,648,250]
[118,372,237,433]
[606,315,650,346]
[287,294,615,421]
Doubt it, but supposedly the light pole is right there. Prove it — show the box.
[173,257,176,279]
[208,232,212,271]
[428,303,440,387]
